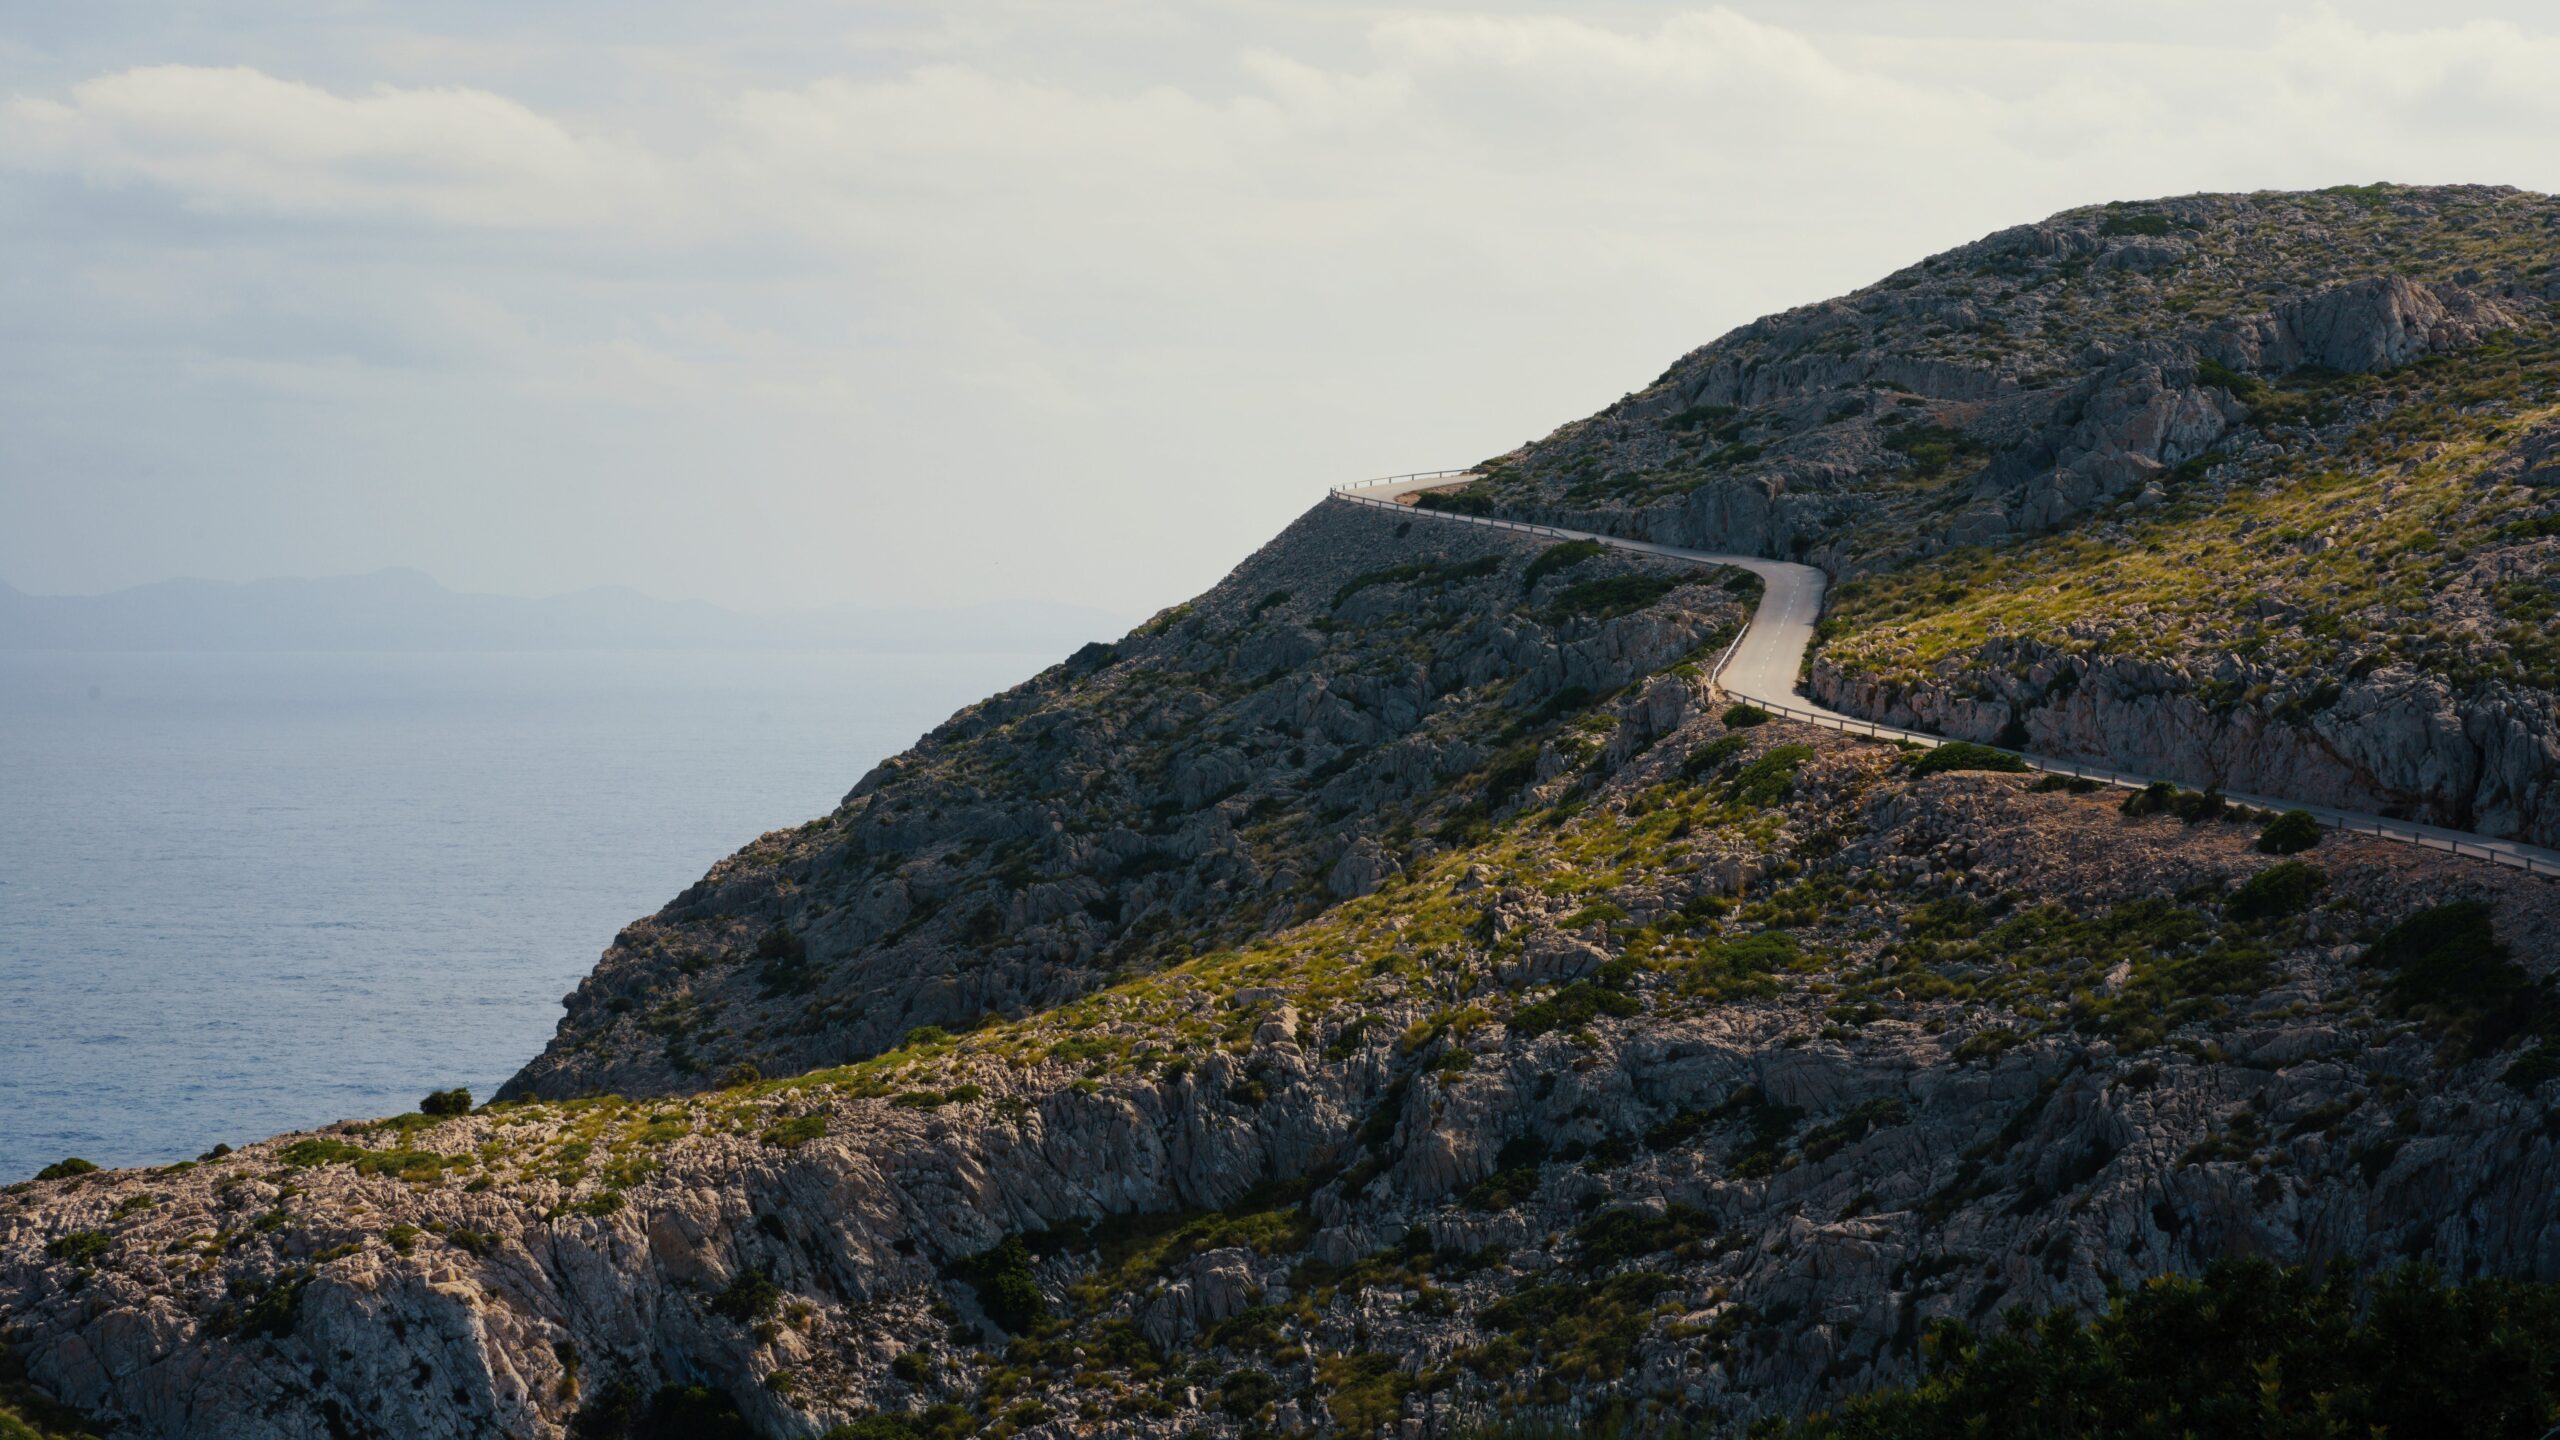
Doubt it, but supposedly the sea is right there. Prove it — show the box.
[0,649,1051,1181]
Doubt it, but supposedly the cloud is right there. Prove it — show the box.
[3,7,2560,612]
[2,64,662,227]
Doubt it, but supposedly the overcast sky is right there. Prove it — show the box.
[4,3,2557,612]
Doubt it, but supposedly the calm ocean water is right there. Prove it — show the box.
[0,649,1048,1181]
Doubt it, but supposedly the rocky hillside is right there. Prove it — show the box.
[8,697,2560,1439]
[503,502,1752,1102]
[8,187,2560,1440]
[1456,184,2560,844]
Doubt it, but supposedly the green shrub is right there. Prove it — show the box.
[2097,211,2173,236]
[709,1266,783,1323]
[278,1137,468,1182]
[1682,734,1749,780]
[817,1405,972,1440]
[2257,809,2324,854]
[1413,488,1495,516]
[1682,930,1796,1002]
[207,1269,311,1341]
[31,1159,96,1183]
[43,1231,110,1268]
[1332,555,1503,608]
[949,1234,1046,1334]
[1907,742,2030,777]
[1571,1204,1715,1269]
[1510,981,1642,1039]
[1782,1259,2560,1440]
[2171,788,2227,822]
[2229,861,2326,922]
[760,1114,827,1150]
[1722,703,1771,728]
[419,1088,473,1117]
[2366,901,2550,1059]
[1524,539,1605,588]
[1883,423,1988,481]
[1543,574,1682,622]
[1725,745,1815,807]
[570,1382,759,1440]
[1214,1367,1280,1418]
[2121,782,2223,821]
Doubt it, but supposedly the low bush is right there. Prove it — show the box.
[2366,901,2550,1059]
[569,1381,759,1440]
[1907,742,2030,777]
[948,1234,1046,1334]
[2229,861,2326,922]
[419,1088,473,1117]
[1782,1259,2560,1439]
[1681,734,1749,779]
[31,1159,96,1183]
[43,1231,110,1267]
[2121,782,2225,821]
[1724,745,1815,807]
[760,1114,827,1150]
[1571,1204,1715,1270]
[1543,575,1683,622]
[1524,539,1605,588]
[2257,809,2325,854]
[1510,981,1642,1039]
[709,1267,783,1323]
[1722,703,1771,728]
[1412,488,1495,516]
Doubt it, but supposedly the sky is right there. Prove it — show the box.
[4,3,2559,613]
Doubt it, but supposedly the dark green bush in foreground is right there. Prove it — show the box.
[419,1087,473,1117]
[1906,742,2029,777]
[948,1234,1046,1334]
[2227,860,2326,922]
[2256,808,2325,854]
[1782,1259,2560,1440]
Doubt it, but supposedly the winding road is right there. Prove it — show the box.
[1332,476,2560,878]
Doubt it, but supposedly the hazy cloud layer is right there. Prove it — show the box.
[5,3,2558,610]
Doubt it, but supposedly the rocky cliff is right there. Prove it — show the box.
[9,694,2560,1439]
[8,188,2560,1440]
[1454,184,2560,845]
[502,503,1750,1102]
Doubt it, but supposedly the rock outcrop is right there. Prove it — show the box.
[8,710,2560,1439]
[10,186,2560,1440]
[500,501,1746,1103]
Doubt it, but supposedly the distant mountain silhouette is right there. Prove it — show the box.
[0,568,1129,653]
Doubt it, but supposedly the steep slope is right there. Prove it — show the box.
[8,702,2560,1439]
[503,502,1753,1100]
[1455,184,2560,843]
[9,188,2560,1440]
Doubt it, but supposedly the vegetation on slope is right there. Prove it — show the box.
[1784,1259,2560,1440]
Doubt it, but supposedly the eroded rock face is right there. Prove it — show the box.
[499,501,1744,1103]
[8,720,2560,1440]
[13,186,2560,1440]
[1810,636,2560,846]
[2212,274,2524,375]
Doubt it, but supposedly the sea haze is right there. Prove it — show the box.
[0,648,1058,1180]
[0,568,1126,653]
